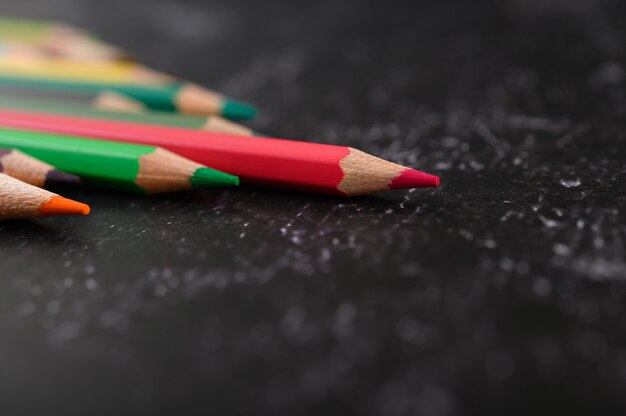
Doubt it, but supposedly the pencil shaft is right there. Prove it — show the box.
[0,127,237,193]
[0,110,439,195]
[0,54,170,84]
[0,94,253,134]
[0,74,183,111]
[0,75,256,119]
[0,18,126,60]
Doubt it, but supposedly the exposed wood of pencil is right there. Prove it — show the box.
[136,148,211,194]
[0,110,440,195]
[0,172,89,219]
[0,148,79,188]
[201,116,254,136]
[92,91,147,113]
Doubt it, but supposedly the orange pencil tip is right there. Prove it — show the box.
[391,169,440,190]
[39,196,91,216]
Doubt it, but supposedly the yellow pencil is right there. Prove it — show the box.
[0,54,172,85]
[0,18,127,61]
[0,54,257,118]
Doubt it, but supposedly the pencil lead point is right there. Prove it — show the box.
[191,167,240,188]
[39,196,91,216]
[390,169,440,190]
[221,100,257,120]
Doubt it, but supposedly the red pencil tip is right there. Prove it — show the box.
[390,169,440,190]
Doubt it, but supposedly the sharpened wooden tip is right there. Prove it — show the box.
[176,84,257,119]
[93,91,146,113]
[338,148,440,195]
[38,195,90,216]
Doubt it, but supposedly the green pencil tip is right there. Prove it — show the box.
[222,100,257,120]
[191,167,240,188]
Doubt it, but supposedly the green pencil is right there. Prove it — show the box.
[0,94,256,135]
[0,74,256,120]
[0,127,239,194]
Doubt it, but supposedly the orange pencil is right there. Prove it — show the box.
[0,173,90,219]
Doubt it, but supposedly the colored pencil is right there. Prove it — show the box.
[0,94,255,135]
[0,147,80,189]
[0,18,126,60]
[92,91,148,113]
[0,127,240,194]
[0,172,89,219]
[0,110,440,195]
[0,74,256,119]
[0,86,158,115]
[0,53,173,84]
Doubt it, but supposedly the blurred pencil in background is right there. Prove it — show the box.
[0,94,255,135]
[0,17,127,61]
[0,172,89,219]
[92,91,149,113]
[0,48,258,119]
[0,72,256,119]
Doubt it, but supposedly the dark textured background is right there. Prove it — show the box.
[0,0,625,414]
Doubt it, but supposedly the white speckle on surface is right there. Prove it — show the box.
[482,239,497,249]
[539,216,560,228]
[553,243,573,257]
[559,178,581,188]
[500,257,515,271]
[85,279,97,290]
[435,161,452,170]
[570,256,626,281]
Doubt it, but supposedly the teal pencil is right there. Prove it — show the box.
[0,74,256,119]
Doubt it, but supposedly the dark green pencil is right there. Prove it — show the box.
[0,73,256,119]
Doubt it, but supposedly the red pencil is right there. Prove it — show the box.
[0,109,439,195]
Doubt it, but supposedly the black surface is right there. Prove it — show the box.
[1,0,626,414]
